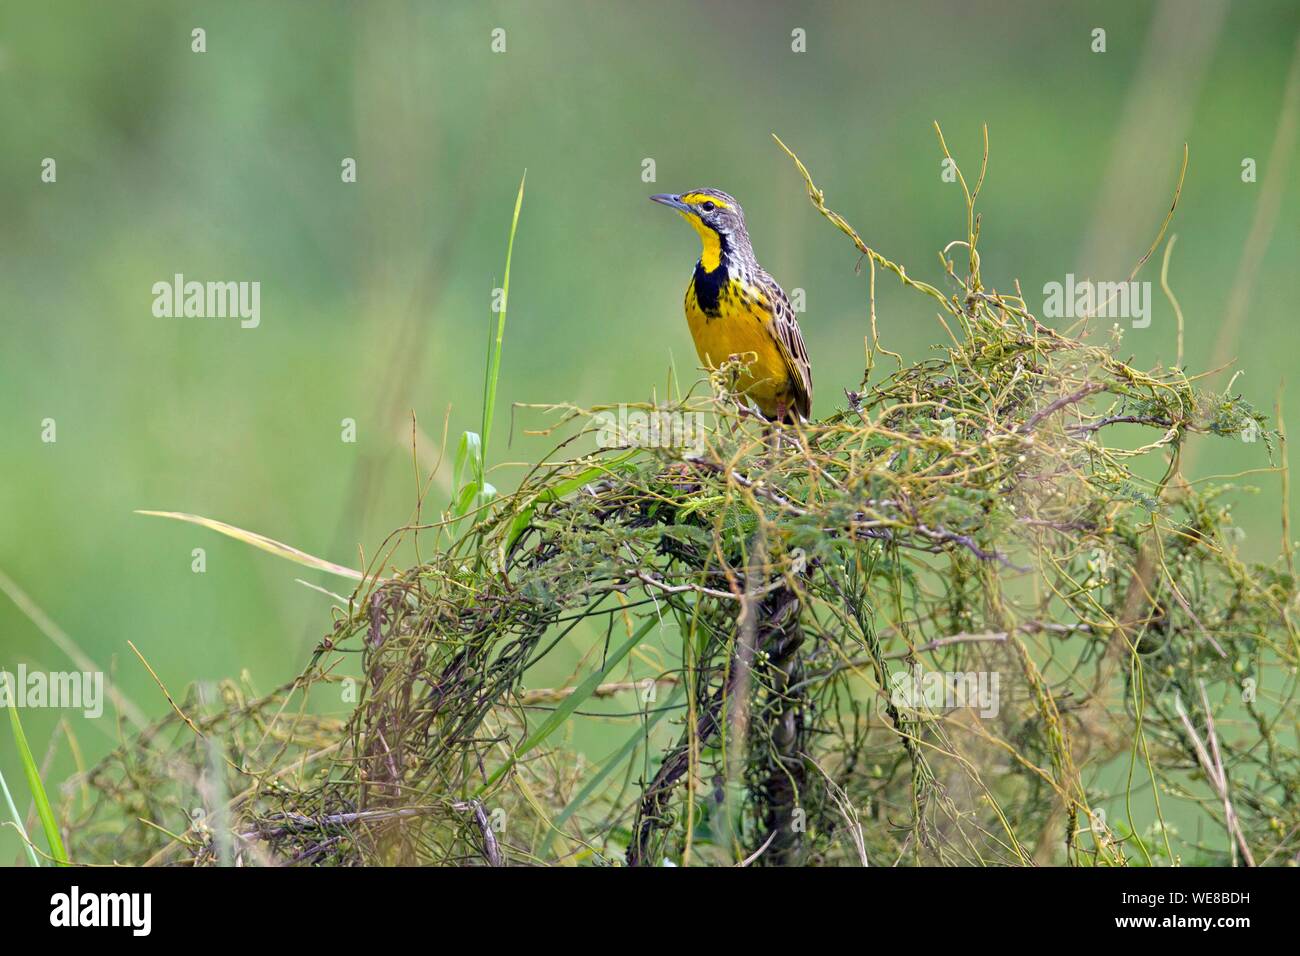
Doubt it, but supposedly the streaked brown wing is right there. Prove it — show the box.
[759,274,813,419]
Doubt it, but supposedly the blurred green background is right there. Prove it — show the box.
[2,0,1298,862]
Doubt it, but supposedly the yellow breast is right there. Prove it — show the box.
[685,274,796,418]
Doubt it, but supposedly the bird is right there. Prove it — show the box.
[650,189,812,423]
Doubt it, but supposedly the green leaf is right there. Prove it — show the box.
[452,431,483,500]
[0,762,40,866]
[7,701,68,865]
[481,171,527,456]
[453,479,480,518]
[451,432,491,528]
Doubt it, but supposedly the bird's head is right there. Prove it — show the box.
[650,188,749,271]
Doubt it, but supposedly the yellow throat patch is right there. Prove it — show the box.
[677,210,724,272]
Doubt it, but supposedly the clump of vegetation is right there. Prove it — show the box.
[63,131,1297,867]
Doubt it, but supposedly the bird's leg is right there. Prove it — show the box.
[757,417,779,469]
[770,402,788,456]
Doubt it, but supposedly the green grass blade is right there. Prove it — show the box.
[480,170,527,456]
[479,616,656,793]
[6,702,68,864]
[136,510,365,581]
[0,761,41,866]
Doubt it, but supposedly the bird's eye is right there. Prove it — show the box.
[700,201,716,213]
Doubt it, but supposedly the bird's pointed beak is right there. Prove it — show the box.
[650,193,689,212]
